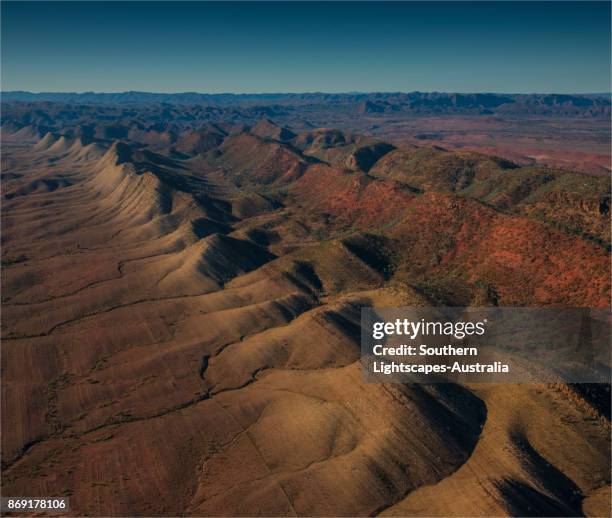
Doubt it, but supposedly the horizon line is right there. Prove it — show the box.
[3,89,611,97]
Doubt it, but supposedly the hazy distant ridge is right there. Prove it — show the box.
[2,91,610,117]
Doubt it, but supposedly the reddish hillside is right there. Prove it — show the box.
[387,193,610,306]
[290,163,417,229]
[214,133,307,185]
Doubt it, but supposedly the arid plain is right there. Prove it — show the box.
[1,98,610,516]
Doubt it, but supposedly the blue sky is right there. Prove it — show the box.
[1,1,610,93]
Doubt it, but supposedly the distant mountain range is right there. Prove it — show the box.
[2,91,610,117]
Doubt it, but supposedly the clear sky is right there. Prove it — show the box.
[1,1,610,94]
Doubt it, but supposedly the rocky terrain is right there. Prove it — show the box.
[1,109,610,516]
